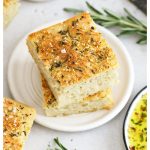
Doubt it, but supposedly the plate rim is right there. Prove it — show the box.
[8,21,134,132]
[122,86,147,149]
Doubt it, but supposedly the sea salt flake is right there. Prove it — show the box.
[13,107,17,113]
[61,48,66,53]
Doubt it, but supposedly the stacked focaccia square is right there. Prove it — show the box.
[27,12,118,116]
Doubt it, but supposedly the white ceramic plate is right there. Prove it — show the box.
[123,86,147,149]
[8,21,134,132]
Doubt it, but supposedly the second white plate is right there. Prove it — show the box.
[8,21,134,132]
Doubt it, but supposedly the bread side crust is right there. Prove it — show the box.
[44,99,114,117]
[41,74,114,116]
[41,74,111,106]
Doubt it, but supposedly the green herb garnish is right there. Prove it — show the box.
[64,1,147,44]
[46,138,68,150]
[54,138,68,150]
[23,131,27,136]
[9,133,17,137]
[34,42,39,53]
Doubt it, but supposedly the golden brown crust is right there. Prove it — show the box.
[3,0,18,7]
[3,98,36,150]
[41,74,111,107]
[41,74,56,105]
[27,12,118,87]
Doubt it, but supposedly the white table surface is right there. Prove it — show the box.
[3,0,147,149]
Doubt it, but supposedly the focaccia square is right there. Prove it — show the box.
[3,97,36,150]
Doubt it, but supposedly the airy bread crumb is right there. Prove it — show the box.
[41,74,114,116]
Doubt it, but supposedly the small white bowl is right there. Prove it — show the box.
[123,86,147,149]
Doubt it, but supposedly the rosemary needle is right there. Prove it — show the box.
[54,138,68,150]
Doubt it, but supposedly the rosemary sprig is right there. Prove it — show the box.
[54,138,68,150]
[64,1,147,44]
